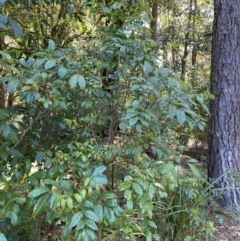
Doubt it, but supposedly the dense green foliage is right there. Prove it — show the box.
[0,0,215,240]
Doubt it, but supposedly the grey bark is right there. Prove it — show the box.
[208,0,240,211]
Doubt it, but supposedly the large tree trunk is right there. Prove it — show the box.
[208,0,240,211]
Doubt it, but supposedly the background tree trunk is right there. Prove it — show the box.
[208,0,240,211]
[151,0,158,41]
[0,83,11,109]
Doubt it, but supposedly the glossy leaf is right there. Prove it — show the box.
[33,193,50,216]
[70,211,83,228]
[84,210,99,223]
[94,204,103,222]
[28,186,50,198]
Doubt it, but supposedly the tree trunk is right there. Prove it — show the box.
[151,0,158,41]
[208,0,240,212]
[0,83,11,109]
[180,0,193,80]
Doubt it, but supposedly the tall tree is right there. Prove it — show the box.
[208,0,240,211]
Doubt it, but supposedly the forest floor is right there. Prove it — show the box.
[185,140,240,241]
[211,218,240,241]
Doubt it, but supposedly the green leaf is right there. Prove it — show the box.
[84,210,99,222]
[132,182,143,196]
[131,84,140,91]
[86,228,96,240]
[144,61,152,72]
[147,220,157,229]
[0,233,7,241]
[86,220,98,231]
[98,192,116,200]
[67,197,73,211]
[0,14,8,25]
[70,211,83,228]
[105,199,118,207]
[33,193,50,216]
[48,39,55,51]
[9,19,23,37]
[118,181,131,191]
[146,230,152,241]
[104,206,115,224]
[148,185,155,199]
[43,179,60,188]
[45,59,56,70]
[126,199,133,210]
[7,78,20,92]
[169,105,176,118]
[49,190,61,209]
[124,189,132,200]
[94,204,103,222]
[35,153,43,163]
[92,166,106,176]
[92,175,108,184]
[28,186,50,198]
[129,117,138,126]
[0,50,11,60]
[176,109,186,125]
[69,74,86,89]
[197,121,205,131]
[58,66,68,78]
[11,211,18,226]
[188,163,200,177]
[78,75,86,89]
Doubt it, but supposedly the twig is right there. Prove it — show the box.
[11,111,45,150]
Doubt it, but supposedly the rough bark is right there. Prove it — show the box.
[208,0,240,212]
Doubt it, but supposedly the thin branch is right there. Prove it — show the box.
[11,111,45,150]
